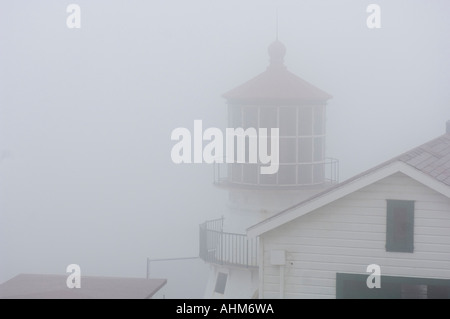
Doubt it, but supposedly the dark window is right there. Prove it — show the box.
[401,284,428,299]
[386,200,414,253]
[214,272,228,294]
[428,285,450,299]
[336,273,450,299]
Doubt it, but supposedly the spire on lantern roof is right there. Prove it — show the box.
[222,40,332,104]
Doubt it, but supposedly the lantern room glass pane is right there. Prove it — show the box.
[260,107,277,129]
[313,163,325,184]
[243,164,258,184]
[298,164,313,185]
[280,138,297,163]
[278,165,296,185]
[231,163,242,183]
[259,167,277,185]
[298,138,313,163]
[314,106,324,135]
[279,107,296,136]
[298,107,313,136]
[243,107,258,129]
[314,137,324,162]
[230,106,242,127]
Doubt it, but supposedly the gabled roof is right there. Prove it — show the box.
[0,274,167,299]
[248,133,450,238]
[397,134,450,185]
[223,40,332,104]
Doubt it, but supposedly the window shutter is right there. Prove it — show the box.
[386,201,395,251]
[405,201,415,252]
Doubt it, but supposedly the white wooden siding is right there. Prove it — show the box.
[261,172,450,298]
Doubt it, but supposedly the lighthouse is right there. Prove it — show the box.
[200,39,338,298]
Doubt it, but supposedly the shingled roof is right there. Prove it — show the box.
[332,133,450,189]
[248,131,450,237]
[397,134,450,186]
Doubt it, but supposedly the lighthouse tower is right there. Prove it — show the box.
[217,40,337,232]
[200,39,338,298]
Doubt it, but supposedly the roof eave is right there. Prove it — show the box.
[222,96,332,106]
[247,161,450,238]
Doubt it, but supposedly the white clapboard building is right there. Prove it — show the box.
[248,126,450,298]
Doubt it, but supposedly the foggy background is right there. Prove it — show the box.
[1,0,449,297]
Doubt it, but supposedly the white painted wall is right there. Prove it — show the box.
[260,172,450,298]
[203,264,258,299]
[225,186,330,234]
[203,180,331,298]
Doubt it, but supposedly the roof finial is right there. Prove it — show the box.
[276,8,279,41]
[268,8,286,68]
[268,39,286,68]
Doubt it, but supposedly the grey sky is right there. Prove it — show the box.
[1,1,449,295]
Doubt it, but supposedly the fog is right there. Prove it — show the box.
[1,1,449,297]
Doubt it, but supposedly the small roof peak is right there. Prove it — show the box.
[268,40,286,68]
[222,39,332,103]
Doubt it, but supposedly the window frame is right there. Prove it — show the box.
[214,272,228,294]
[386,199,415,253]
[336,273,450,299]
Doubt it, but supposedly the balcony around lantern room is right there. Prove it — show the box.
[213,158,339,190]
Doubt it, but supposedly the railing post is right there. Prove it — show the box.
[220,223,224,265]
[246,239,249,268]
[199,217,258,268]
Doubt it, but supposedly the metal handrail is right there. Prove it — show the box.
[199,218,258,268]
[213,157,339,187]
